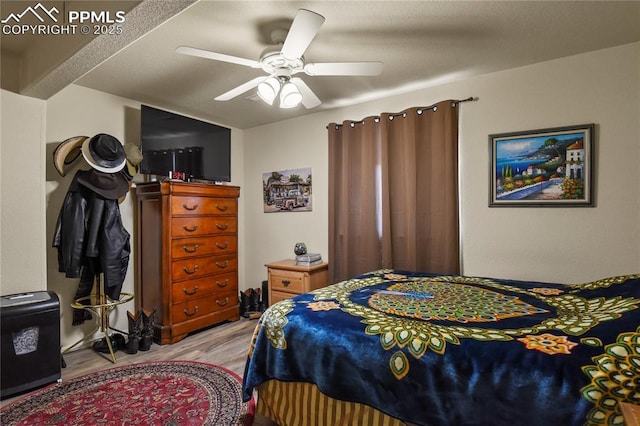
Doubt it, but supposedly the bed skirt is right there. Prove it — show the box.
[256,380,408,426]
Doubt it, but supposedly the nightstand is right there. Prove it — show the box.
[266,259,329,306]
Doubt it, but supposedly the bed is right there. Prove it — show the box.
[242,269,640,425]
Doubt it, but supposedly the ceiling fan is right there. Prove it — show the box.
[176,9,383,109]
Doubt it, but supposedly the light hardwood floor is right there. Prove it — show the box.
[58,317,258,380]
[1,318,265,413]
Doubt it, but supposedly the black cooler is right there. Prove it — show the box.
[1,291,61,399]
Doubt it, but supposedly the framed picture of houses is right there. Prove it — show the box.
[263,167,313,213]
[489,123,594,207]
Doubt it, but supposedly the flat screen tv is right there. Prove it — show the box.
[140,105,231,182]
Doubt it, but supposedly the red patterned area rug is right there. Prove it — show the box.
[0,360,255,426]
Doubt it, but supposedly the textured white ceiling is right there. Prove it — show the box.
[3,1,640,129]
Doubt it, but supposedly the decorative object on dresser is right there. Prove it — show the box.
[266,259,328,306]
[293,242,307,256]
[135,181,240,344]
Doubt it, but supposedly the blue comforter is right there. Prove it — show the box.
[242,270,640,425]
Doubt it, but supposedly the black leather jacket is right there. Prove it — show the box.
[53,170,130,301]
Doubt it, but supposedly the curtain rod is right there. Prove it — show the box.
[328,97,476,129]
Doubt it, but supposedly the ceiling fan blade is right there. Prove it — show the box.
[176,46,260,68]
[215,76,265,101]
[304,62,384,76]
[281,9,325,61]
[291,77,321,109]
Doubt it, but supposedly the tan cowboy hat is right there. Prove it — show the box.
[122,143,143,180]
[53,136,90,177]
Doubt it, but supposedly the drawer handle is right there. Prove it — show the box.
[216,204,228,212]
[216,260,229,269]
[216,279,229,287]
[183,306,199,316]
[182,244,199,253]
[182,203,199,211]
[183,285,199,295]
[183,265,199,274]
[216,297,230,306]
[183,224,198,232]
[216,242,229,250]
[282,279,291,287]
[216,223,228,230]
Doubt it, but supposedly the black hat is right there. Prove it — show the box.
[82,134,126,173]
[78,169,130,200]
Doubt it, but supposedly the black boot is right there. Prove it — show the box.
[126,310,142,354]
[240,290,251,318]
[139,309,156,351]
[257,287,265,312]
[249,288,260,312]
[261,280,269,309]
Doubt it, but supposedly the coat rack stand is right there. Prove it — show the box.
[62,274,133,363]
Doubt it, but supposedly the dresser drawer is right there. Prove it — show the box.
[172,272,238,304]
[270,270,305,294]
[171,255,237,281]
[172,196,237,216]
[171,289,238,323]
[171,217,237,237]
[171,236,237,259]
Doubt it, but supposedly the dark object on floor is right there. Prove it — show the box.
[139,309,155,351]
[126,310,142,354]
[92,333,125,354]
[261,280,269,307]
[240,289,251,318]
[249,288,260,312]
[1,291,61,400]
[240,287,266,319]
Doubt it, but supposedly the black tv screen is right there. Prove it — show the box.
[140,105,231,182]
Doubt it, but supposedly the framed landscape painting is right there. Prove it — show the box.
[489,123,594,207]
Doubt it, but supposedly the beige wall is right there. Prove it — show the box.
[1,89,47,295]
[458,42,640,282]
[243,42,640,286]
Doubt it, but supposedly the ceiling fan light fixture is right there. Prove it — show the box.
[280,81,302,108]
[257,76,280,105]
[177,9,382,110]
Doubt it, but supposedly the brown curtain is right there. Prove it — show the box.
[328,99,461,283]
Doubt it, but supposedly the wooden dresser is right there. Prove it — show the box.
[135,181,240,344]
[266,259,329,306]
